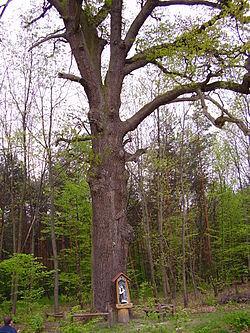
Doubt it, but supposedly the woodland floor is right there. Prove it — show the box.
[13,302,250,333]
[12,283,250,332]
[32,303,250,333]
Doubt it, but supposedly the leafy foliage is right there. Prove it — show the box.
[0,254,51,307]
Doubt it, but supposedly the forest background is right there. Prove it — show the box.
[0,0,249,331]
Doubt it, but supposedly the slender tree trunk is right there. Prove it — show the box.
[10,153,16,255]
[48,159,59,314]
[180,117,188,307]
[163,236,177,300]
[141,196,158,300]
[137,154,158,300]
[158,201,169,301]
[137,226,147,281]
[40,84,60,312]
[231,139,250,275]
[0,210,4,260]
[46,238,49,269]
[12,111,28,314]
[188,232,198,299]
[198,138,217,296]
[73,211,83,308]
[156,108,169,302]
[247,136,250,272]
[10,164,17,310]
[61,234,67,272]
[181,193,188,307]
[164,133,175,299]
[128,246,139,298]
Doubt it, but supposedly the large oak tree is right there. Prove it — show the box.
[29,0,249,311]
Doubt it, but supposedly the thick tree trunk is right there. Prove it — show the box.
[89,119,133,311]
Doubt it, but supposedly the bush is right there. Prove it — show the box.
[60,318,102,333]
[61,323,84,333]
[29,313,44,332]
[227,311,250,332]
[0,254,51,308]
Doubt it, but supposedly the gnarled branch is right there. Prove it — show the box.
[58,72,83,84]
[125,148,148,162]
[29,29,66,51]
[197,90,250,136]
[56,135,92,146]
[122,78,249,135]
[204,94,250,136]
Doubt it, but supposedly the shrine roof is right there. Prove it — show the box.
[112,272,131,282]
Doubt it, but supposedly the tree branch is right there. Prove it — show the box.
[93,0,112,27]
[125,148,148,162]
[58,72,84,85]
[124,12,224,75]
[0,0,12,19]
[56,135,92,146]
[47,0,64,13]
[29,29,66,51]
[156,0,220,7]
[25,3,53,27]
[122,79,250,135]
[151,60,193,80]
[202,94,250,136]
[197,89,220,126]
[124,0,221,56]
[167,92,250,136]
[124,0,158,54]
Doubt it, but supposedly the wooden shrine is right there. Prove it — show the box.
[112,272,133,323]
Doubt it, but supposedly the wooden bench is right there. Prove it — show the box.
[45,307,113,327]
[71,311,113,327]
[143,304,175,319]
[45,312,66,321]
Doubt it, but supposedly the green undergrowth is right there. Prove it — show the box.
[58,306,250,333]
[0,297,249,332]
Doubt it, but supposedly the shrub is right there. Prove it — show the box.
[29,313,44,332]
[227,311,250,332]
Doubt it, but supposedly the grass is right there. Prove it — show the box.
[184,309,250,333]
[56,305,250,333]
